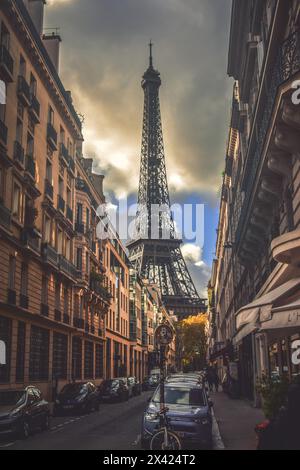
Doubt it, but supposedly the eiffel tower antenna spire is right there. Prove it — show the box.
[127,46,206,320]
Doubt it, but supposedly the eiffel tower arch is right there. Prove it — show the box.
[127,43,206,320]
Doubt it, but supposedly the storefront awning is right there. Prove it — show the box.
[234,278,300,345]
[260,301,300,331]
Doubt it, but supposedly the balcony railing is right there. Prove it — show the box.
[47,123,58,150]
[73,317,84,329]
[0,202,11,230]
[42,243,58,266]
[25,154,36,180]
[0,44,14,82]
[21,229,41,253]
[59,143,69,165]
[75,222,85,234]
[20,294,29,309]
[236,30,300,247]
[29,94,40,123]
[0,119,8,145]
[66,205,73,222]
[59,255,77,279]
[57,194,65,213]
[17,75,31,106]
[13,141,25,166]
[69,157,75,173]
[45,179,54,200]
[89,280,112,302]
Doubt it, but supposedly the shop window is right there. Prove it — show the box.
[84,341,94,379]
[52,333,68,380]
[95,344,104,378]
[16,322,26,382]
[72,337,82,380]
[29,326,49,381]
[0,316,11,383]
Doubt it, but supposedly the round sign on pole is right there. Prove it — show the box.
[155,324,174,346]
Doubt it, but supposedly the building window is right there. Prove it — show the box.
[0,166,4,201]
[76,248,82,271]
[16,322,26,382]
[20,262,28,297]
[44,215,51,244]
[52,333,68,380]
[72,337,82,380]
[84,341,94,379]
[29,73,37,96]
[29,326,49,381]
[41,276,48,306]
[12,183,21,219]
[19,55,26,77]
[65,237,71,261]
[8,255,16,290]
[64,287,69,316]
[55,281,61,311]
[46,159,52,182]
[48,105,54,125]
[57,228,63,254]
[76,203,83,224]
[0,22,10,49]
[0,316,12,383]
[95,344,104,378]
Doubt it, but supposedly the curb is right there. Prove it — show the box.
[212,408,225,450]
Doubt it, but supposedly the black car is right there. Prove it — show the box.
[128,377,142,396]
[142,374,160,391]
[0,387,50,439]
[98,379,129,402]
[54,382,100,415]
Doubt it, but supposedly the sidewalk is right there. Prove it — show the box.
[211,391,265,450]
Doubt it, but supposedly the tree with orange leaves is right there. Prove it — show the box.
[176,314,208,371]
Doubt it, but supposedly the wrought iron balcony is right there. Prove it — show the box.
[20,294,29,309]
[45,179,54,200]
[59,143,69,165]
[13,141,25,166]
[89,280,112,302]
[66,205,73,222]
[0,44,14,82]
[29,94,40,123]
[17,75,31,106]
[25,154,36,180]
[47,123,58,150]
[75,221,85,234]
[236,30,300,248]
[57,194,65,213]
[63,313,70,325]
[0,202,11,230]
[69,157,75,174]
[0,119,8,145]
[42,243,58,267]
[59,255,77,279]
[21,228,41,253]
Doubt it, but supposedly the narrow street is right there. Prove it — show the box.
[0,393,153,451]
[0,391,251,451]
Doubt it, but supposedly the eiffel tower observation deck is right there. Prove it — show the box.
[127,43,206,320]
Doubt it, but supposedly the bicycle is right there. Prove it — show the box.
[150,406,182,450]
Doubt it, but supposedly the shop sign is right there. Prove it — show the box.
[291,340,300,366]
[0,340,6,365]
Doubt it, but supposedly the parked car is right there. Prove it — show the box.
[54,382,100,415]
[119,377,135,398]
[0,387,50,439]
[141,381,213,450]
[98,379,129,402]
[142,374,160,391]
[128,377,142,396]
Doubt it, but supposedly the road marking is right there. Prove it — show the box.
[0,442,15,448]
[212,409,225,450]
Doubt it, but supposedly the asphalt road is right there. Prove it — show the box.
[0,392,153,451]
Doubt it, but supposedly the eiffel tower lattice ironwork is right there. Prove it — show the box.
[127,43,206,319]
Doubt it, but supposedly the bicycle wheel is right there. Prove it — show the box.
[150,429,182,450]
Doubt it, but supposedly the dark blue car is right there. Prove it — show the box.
[141,381,213,449]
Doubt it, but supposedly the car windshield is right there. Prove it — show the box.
[153,387,205,406]
[0,391,26,407]
[60,384,87,396]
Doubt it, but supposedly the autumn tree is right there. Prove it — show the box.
[176,314,208,371]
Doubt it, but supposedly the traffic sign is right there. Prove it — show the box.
[155,324,174,346]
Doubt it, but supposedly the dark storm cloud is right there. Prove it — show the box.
[45,0,232,198]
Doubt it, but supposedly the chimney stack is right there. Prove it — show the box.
[26,0,46,36]
[42,31,62,72]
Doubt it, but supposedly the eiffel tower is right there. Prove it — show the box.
[127,43,206,320]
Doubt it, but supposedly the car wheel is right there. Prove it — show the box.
[20,420,30,439]
[42,414,50,431]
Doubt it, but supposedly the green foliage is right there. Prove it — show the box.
[256,374,290,419]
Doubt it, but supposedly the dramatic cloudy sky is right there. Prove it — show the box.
[44,0,233,297]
